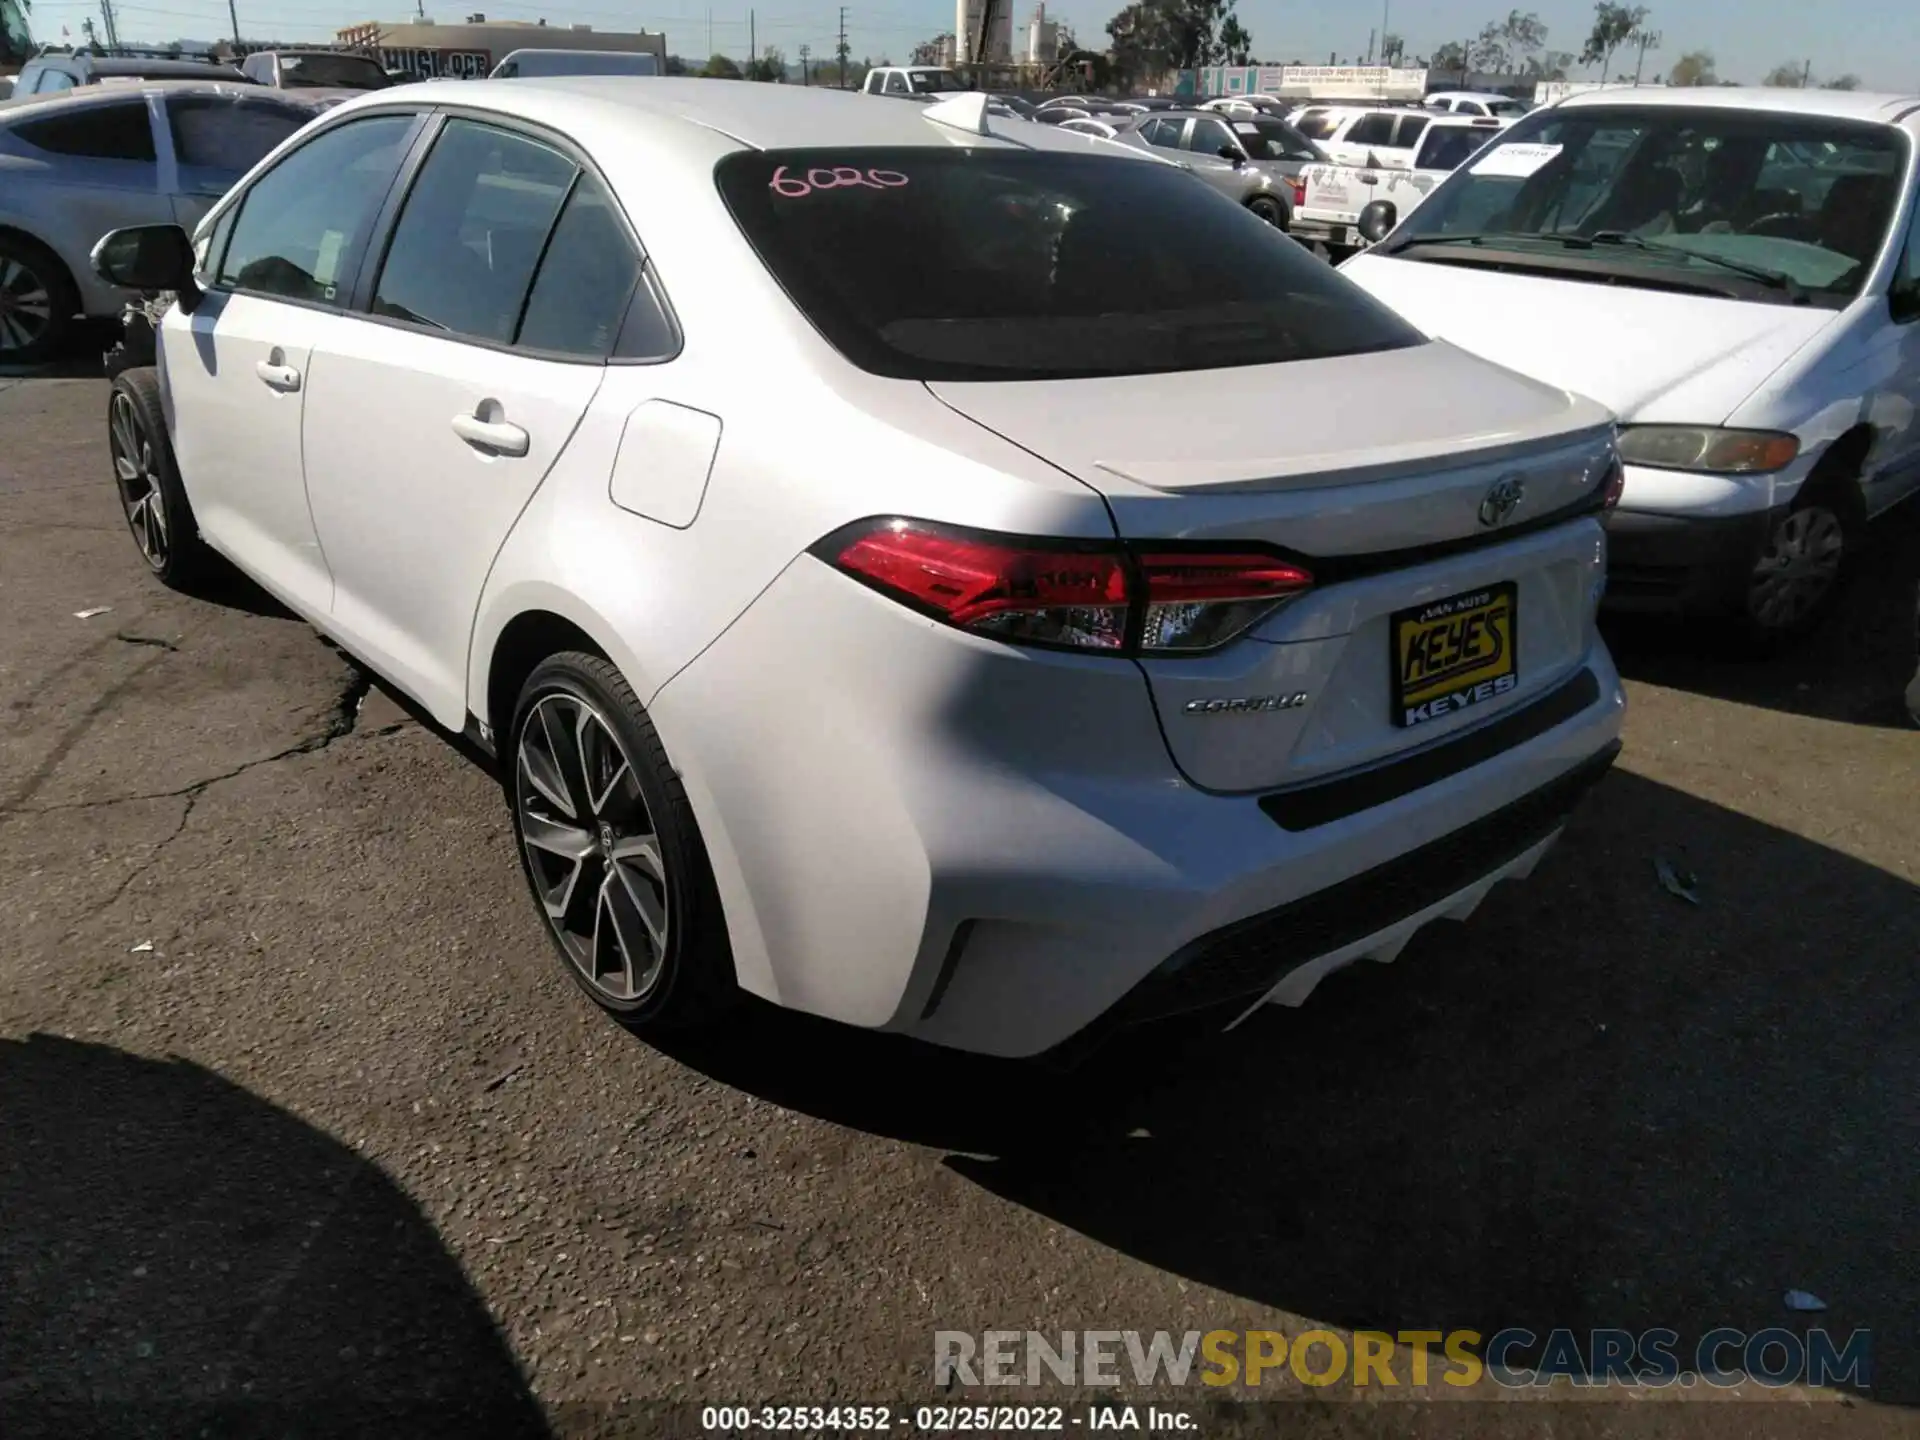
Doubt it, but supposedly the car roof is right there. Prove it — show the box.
[74,56,244,77]
[0,77,304,117]
[1555,85,1920,126]
[1427,90,1518,103]
[331,76,1159,158]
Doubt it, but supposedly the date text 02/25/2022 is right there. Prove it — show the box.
[698,1404,1195,1432]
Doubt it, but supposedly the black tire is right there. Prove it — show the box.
[1738,478,1860,646]
[1906,583,1920,729]
[1247,194,1286,228]
[107,367,214,589]
[0,231,79,366]
[507,651,736,1033]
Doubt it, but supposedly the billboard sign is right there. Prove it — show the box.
[380,46,492,79]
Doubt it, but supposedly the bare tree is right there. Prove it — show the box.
[1667,48,1715,85]
[1760,60,1805,86]
[1580,1,1647,82]
[1822,72,1861,89]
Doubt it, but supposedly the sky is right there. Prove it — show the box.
[24,0,1920,90]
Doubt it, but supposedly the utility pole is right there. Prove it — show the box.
[749,9,755,75]
[1800,58,1811,87]
[836,4,848,87]
[226,0,241,46]
[799,41,810,83]
[1630,28,1659,84]
[706,7,712,56]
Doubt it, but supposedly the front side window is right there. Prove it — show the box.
[1185,118,1237,156]
[1393,114,1430,147]
[13,100,155,162]
[34,70,77,94]
[1294,109,1334,139]
[1384,106,1909,303]
[1239,119,1320,163]
[1138,117,1178,149]
[907,70,967,94]
[218,113,414,303]
[714,146,1424,381]
[1346,114,1395,147]
[884,72,909,94]
[372,118,575,343]
[1417,125,1494,174]
[168,95,311,171]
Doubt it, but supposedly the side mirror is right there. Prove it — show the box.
[1358,199,1398,245]
[92,224,203,311]
[1218,145,1244,166]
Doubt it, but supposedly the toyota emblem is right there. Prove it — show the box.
[1479,475,1526,528]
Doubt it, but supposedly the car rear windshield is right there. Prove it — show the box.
[713,146,1425,381]
[279,53,390,89]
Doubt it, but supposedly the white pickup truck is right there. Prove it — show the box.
[1290,115,1509,254]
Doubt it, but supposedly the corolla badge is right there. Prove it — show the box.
[1184,693,1309,715]
[1478,474,1527,528]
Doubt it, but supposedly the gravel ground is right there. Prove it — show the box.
[2,376,1916,1439]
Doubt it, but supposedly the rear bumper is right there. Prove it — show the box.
[1601,504,1782,616]
[650,557,1627,1058]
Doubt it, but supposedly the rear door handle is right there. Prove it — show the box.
[255,360,301,392]
[451,411,530,457]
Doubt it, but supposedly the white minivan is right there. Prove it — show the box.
[1340,88,1920,637]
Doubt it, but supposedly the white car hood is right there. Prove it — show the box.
[1340,253,1841,424]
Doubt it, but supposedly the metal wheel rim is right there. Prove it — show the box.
[109,391,169,570]
[0,254,53,354]
[515,692,669,1003]
[1747,506,1844,630]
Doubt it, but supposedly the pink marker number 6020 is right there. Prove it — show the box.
[770,165,910,197]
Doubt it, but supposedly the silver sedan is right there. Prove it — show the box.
[1107,109,1326,228]
[0,81,323,363]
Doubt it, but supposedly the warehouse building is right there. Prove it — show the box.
[334,15,667,80]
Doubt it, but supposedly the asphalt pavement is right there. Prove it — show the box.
[2,376,1917,1438]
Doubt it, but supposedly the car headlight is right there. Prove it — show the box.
[1615,425,1800,474]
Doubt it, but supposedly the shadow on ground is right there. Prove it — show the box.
[1604,496,1920,729]
[661,768,1920,1404]
[0,1036,548,1437]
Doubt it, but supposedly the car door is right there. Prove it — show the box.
[1864,192,1920,512]
[161,110,422,618]
[160,91,316,230]
[298,116,615,726]
[4,95,172,273]
[1181,115,1247,198]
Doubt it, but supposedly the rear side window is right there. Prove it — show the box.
[1185,118,1238,155]
[168,95,310,170]
[516,172,644,357]
[219,114,413,303]
[373,118,575,343]
[13,101,155,161]
[33,70,77,94]
[714,146,1423,381]
[1294,110,1335,139]
[1393,114,1430,147]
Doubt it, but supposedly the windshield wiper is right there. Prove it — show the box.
[1573,230,1808,302]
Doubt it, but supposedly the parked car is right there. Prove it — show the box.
[489,49,662,79]
[239,48,396,104]
[988,92,1036,120]
[1340,87,1920,639]
[0,81,321,362]
[1424,90,1531,119]
[859,65,965,97]
[1293,115,1509,252]
[1293,104,1438,169]
[11,53,249,96]
[1109,108,1312,227]
[1056,116,1118,138]
[92,79,1624,1059]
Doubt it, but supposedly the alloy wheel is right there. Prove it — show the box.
[109,390,170,570]
[515,692,670,1003]
[0,254,53,356]
[1747,506,1844,631]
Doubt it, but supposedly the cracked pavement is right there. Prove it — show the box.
[3,377,1919,1437]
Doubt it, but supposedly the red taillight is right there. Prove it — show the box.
[1135,551,1314,652]
[821,520,1311,655]
[1288,177,1306,206]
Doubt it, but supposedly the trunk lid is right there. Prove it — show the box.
[927,342,1617,793]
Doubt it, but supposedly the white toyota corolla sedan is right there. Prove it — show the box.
[92,79,1627,1058]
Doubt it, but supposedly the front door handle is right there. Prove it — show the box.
[255,359,301,392]
[451,410,530,457]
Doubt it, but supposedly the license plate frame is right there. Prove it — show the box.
[1391,582,1519,728]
